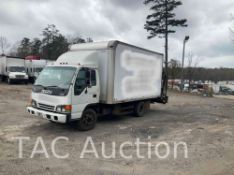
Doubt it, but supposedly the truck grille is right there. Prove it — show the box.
[38,103,55,111]
[16,75,25,79]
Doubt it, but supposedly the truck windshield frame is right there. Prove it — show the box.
[34,66,77,90]
[9,66,26,73]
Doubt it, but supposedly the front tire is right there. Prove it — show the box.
[77,108,97,131]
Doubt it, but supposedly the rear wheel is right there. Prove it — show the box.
[77,108,97,131]
[134,101,146,117]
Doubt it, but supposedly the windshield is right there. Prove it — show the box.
[9,67,25,72]
[35,66,76,89]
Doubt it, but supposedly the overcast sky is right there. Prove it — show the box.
[1,0,234,68]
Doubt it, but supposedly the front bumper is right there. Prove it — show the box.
[9,78,28,82]
[27,107,69,123]
[9,76,28,80]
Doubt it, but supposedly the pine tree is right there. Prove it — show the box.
[144,0,187,92]
[17,37,31,57]
[31,38,42,56]
[41,24,69,60]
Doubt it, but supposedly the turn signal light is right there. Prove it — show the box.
[64,105,72,111]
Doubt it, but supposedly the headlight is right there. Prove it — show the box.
[56,105,72,113]
[56,106,62,112]
[31,99,37,107]
[9,75,15,78]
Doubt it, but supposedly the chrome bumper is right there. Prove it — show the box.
[27,107,68,123]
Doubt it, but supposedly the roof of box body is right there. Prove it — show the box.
[0,55,24,59]
[69,40,163,56]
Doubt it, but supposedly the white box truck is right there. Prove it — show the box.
[27,41,168,130]
[0,55,28,84]
[25,59,47,82]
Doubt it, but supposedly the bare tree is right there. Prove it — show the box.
[0,36,10,55]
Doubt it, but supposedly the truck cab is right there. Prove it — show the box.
[6,66,28,84]
[0,56,29,84]
[25,59,47,82]
[27,64,100,130]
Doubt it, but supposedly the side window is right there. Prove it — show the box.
[74,68,86,96]
[91,69,96,86]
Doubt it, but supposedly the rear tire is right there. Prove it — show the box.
[77,108,97,131]
[134,101,146,117]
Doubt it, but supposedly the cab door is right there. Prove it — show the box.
[71,68,99,120]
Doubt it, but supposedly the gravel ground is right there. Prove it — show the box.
[0,83,234,175]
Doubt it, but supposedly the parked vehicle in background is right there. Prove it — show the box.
[219,86,234,95]
[0,55,28,84]
[25,59,47,82]
[27,40,168,131]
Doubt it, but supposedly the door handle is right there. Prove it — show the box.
[93,94,97,98]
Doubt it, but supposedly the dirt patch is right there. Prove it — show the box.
[0,83,234,175]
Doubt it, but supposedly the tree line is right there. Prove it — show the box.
[3,24,93,60]
[168,66,234,82]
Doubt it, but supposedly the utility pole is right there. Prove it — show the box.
[164,0,168,93]
[180,35,189,92]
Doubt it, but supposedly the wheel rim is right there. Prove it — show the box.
[82,112,95,126]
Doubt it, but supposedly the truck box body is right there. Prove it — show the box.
[25,59,47,78]
[57,41,163,104]
[0,56,25,75]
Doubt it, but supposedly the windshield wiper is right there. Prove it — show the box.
[45,85,63,89]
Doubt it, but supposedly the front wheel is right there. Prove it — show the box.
[77,108,97,131]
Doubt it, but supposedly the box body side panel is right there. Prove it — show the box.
[113,44,163,103]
